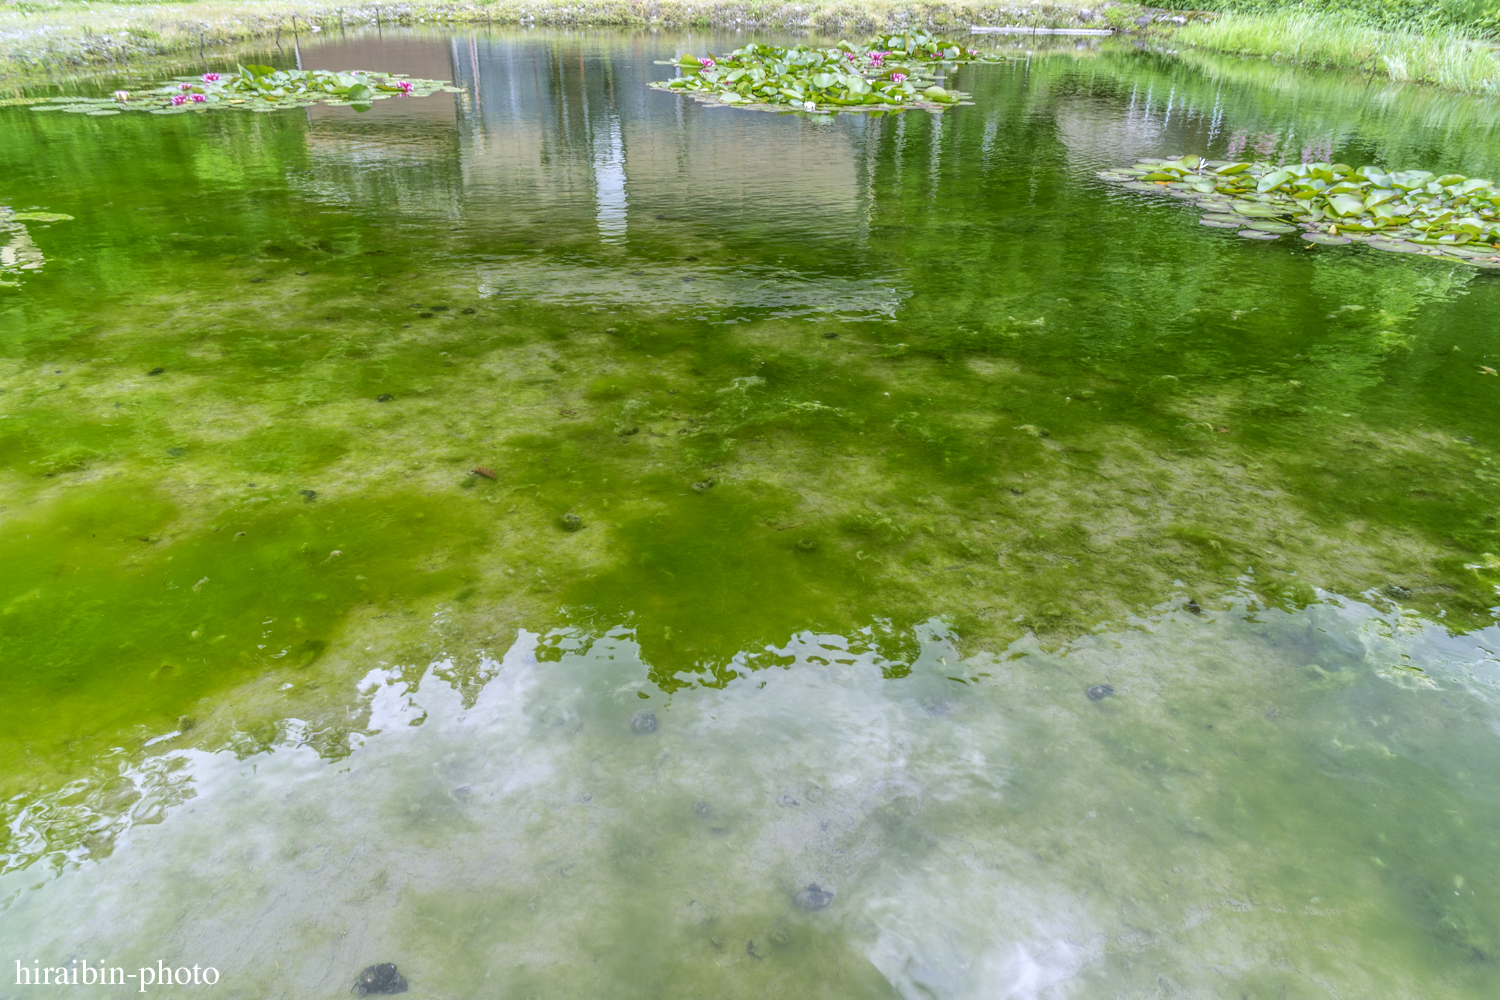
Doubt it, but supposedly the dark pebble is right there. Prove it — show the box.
[461,307,475,315]
[147,367,165,376]
[560,513,583,531]
[795,538,817,552]
[249,277,265,283]
[630,710,657,734]
[1385,584,1412,599]
[1186,599,1202,615]
[353,963,407,996]
[431,305,448,312]
[418,312,434,318]
[692,479,715,492]
[1087,684,1114,701]
[300,489,317,500]
[296,270,308,276]
[684,256,698,261]
[376,394,393,402]
[794,883,835,910]
[822,331,839,339]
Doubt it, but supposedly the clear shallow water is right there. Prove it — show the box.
[3,28,1500,998]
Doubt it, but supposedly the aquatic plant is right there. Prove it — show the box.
[26,65,458,117]
[650,31,1007,114]
[1100,155,1500,267]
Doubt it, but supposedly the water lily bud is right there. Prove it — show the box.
[113,90,130,103]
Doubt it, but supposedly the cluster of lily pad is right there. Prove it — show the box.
[1099,155,1500,269]
[28,65,459,117]
[650,30,1006,114]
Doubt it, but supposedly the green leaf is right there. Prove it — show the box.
[1328,195,1365,217]
[1256,170,1294,193]
[345,84,372,102]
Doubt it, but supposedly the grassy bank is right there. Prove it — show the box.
[1170,9,1500,92]
[0,0,1133,87]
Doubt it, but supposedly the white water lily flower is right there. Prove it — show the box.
[113,91,130,103]
[803,100,816,111]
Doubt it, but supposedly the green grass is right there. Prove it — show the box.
[1174,9,1500,92]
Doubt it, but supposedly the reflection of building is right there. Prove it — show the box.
[289,29,906,318]
[293,30,872,243]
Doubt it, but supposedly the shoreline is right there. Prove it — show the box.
[0,0,1139,88]
[2,0,1497,96]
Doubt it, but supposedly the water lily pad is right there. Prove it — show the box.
[1123,182,1168,193]
[1301,233,1352,245]
[1368,240,1422,253]
[1237,230,1281,240]
[1244,221,1297,234]
[1199,218,1242,229]
[86,109,121,117]
[8,212,73,222]
[1463,259,1500,269]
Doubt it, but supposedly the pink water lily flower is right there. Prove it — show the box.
[170,95,188,106]
[890,72,908,84]
[845,51,858,61]
[190,94,206,103]
[396,80,415,94]
[867,51,886,66]
[179,83,192,91]
[113,90,130,103]
[967,48,978,56]
[699,57,716,69]
[202,72,221,82]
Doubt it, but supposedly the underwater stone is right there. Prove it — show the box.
[376,394,393,402]
[795,539,817,553]
[147,367,164,376]
[560,513,583,531]
[692,479,715,492]
[794,883,835,910]
[1385,584,1412,599]
[353,963,407,995]
[630,710,657,734]
[300,489,317,500]
[1087,684,1114,701]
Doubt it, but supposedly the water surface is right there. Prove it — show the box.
[2,28,1499,999]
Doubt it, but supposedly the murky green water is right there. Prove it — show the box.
[3,28,1500,998]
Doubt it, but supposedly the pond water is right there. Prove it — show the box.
[3,27,1500,999]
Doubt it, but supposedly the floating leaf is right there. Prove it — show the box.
[1200,218,1242,229]
[1105,155,1500,271]
[1238,230,1281,240]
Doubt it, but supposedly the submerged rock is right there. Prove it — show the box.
[630,710,657,734]
[794,883,835,910]
[560,513,583,531]
[353,963,407,995]
[1087,684,1114,701]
